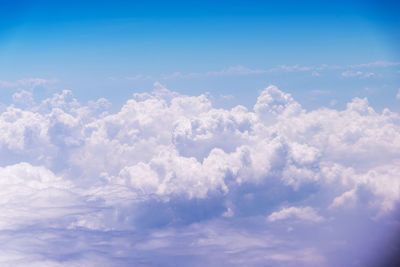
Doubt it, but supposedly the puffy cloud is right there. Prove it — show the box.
[254,85,302,124]
[0,84,399,266]
[0,163,85,230]
[12,90,35,108]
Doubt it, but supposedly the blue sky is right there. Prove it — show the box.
[0,0,399,110]
[1,1,400,266]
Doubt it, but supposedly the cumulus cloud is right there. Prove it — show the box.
[0,163,86,230]
[0,84,399,266]
[12,90,35,108]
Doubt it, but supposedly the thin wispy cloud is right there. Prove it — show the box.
[276,65,313,72]
[124,61,399,82]
[350,61,400,68]
[125,74,144,80]
[341,70,376,78]
[205,65,268,76]
[0,78,57,89]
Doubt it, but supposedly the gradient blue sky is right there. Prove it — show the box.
[0,0,399,111]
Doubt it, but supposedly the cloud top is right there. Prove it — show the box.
[0,84,399,266]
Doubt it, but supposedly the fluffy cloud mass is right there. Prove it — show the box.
[1,85,399,266]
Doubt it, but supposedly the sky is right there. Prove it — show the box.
[0,1,400,266]
[0,0,399,110]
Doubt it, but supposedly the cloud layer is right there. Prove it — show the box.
[1,85,400,266]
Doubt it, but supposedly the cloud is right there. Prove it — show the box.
[329,189,356,209]
[311,71,320,77]
[206,65,267,76]
[125,74,143,80]
[341,70,363,77]
[0,78,57,89]
[364,72,375,78]
[161,71,184,79]
[267,206,325,223]
[161,71,201,80]
[397,88,400,100]
[219,94,234,100]
[160,65,267,80]
[12,90,35,108]
[351,61,400,68]
[159,63,332,80]
[126,74,153,80]
[277,65,312,72]
[0,84,399,265]
[341,70,377,79]
[111,61,398,82]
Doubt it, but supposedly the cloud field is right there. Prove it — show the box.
[0,84,399,266]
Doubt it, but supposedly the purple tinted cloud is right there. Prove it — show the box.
[0,84,399,266]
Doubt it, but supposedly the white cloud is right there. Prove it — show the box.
[118,61,398,82]
[341,70,377,79]
[341,70,363,78]
[364,72,375,78]
[161,71,184,79]
[329,189,357,209]
[219,94,234,100]
[158,63,324,80]
[351,61,400,68]
[158,65,267,80]
[0,78,57,89]
[267,206,325,223]
[278,65,312,72]
[0,84,399,265]
[125,74,143,80]
[0,163,86,230]
[1,85,399,213]
[206,65,267,76]
[12,90,35,108]
[311,71,320,77]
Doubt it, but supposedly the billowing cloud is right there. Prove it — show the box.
[0,85,399,266]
